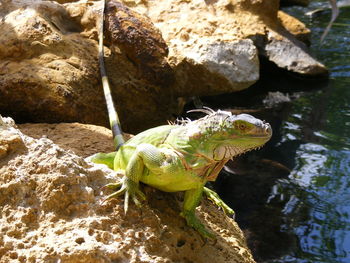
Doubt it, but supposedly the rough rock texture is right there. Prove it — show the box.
[18,122,133,157]
[122,0,328,96]
[0,0,327,132]
[0,118,256,263]
[0,0,103,124]
[0,0,179,133]
[278,11,311,44]
[171,39,259,96]
[104,0,174,86]
[18,122,116,157]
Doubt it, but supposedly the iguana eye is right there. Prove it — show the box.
[239,123,246,130]
[234,121,247,131]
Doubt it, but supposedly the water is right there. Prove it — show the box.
[268,2,350,262]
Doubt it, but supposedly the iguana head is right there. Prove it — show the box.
[184,109,272,160]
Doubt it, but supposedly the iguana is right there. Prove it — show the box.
[94,0,272,239]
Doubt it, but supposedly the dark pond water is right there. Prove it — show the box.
[268,2,350,263]
[190,1,349,261]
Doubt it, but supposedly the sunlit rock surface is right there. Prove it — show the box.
[122,0,327,96]
[0,0,179,133]
[0,117,256,263]
[0,0,327,132]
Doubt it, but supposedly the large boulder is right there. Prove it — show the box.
[0,117,256,263]
[0,0,179,133]
[0,0,327,132]
[123,0,328,96]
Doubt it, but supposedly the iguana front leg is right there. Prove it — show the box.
[104,146,153,212]
[105,143,170,213]
[181,187,234,239]
[181,186,216,239]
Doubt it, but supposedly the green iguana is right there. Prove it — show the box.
[94,0,272,239]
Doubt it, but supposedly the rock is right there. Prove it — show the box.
[18,121,133,157]
[0,0,328,132]
[123,0,261,96]
[123,0,328,95]
[0,0,179,133]
[173,39,259,96]
[18,122,114,157]
[0,117,25,159]
[105,0,174,86]
[0,0,103,124]
[263,30,327,76]
[262,91,291,108]
[0,118,256,263]
[278,11,311,44]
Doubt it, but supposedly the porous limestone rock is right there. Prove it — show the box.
[0,0,327,133]
[122,0,328,96]
[278,11,311,43]
[172,38,259,97]
[263,31,325,75]
[0,118,256,263]
[0,0,103,124]
[104,0,174,86]
[0,0,178,133]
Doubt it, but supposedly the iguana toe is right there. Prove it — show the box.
[102,184,127,203]
[203,187,235,217]
[105,181,123,190]
[103,177,146,213]
[124,186,146,213]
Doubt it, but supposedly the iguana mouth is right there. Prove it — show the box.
[235,127,272,139]
[247,122,272,138]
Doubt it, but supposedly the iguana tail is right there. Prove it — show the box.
[98,0,125,151]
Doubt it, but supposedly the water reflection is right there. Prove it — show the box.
[272,145,350,262]
[267,2,350,262]
[293,143,328,186]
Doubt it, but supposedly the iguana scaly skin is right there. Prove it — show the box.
[95,1,272,239]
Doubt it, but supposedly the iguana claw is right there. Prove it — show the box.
[103,178,146,213]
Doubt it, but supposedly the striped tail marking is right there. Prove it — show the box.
[98,0,125,151]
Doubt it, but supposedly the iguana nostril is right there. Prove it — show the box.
[265,124,272,135]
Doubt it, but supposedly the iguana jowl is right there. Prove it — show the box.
[95,0,272,239]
